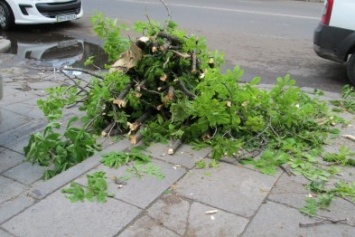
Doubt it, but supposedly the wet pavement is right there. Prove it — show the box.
[0,29,108,71]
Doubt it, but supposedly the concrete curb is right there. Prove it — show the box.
[0,37,10,53]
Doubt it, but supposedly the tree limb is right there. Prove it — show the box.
[61,68,104,79]
[113,82,133,108]
[177,79,196,99]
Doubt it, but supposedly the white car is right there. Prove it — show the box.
[313,0,355,85]
[0,0,83,30]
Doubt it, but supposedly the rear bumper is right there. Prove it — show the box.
[313,44,344,63]
[313,23,354,63]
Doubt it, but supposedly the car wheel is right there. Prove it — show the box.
[348,54,355,86]
[0,1,14,30]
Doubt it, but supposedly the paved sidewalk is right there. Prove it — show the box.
[0,51,354,237]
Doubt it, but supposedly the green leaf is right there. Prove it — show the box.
[61,182,86,202]
[300,198,317,216]
[101,152,130,168]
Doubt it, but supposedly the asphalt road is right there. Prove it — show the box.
[4,0,351,92]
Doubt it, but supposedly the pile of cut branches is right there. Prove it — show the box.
[26,14,337,177]
[24,11,355,223]
[101,28,208,149]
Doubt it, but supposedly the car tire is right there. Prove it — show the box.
[348,54,355,86]
[0,1,14,30]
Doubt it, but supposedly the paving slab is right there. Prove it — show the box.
[317,197,355,226]
[0,118,45,150]
[147,193,191,235]
[186,202,249,237]
[146,143,210,169]
[119,215,180,237]
[0,87,39,106]
[0,176,27,204]
[75,159,186,209]
[242,201,355,237]
[3,161,46,185]
[147,192,249,236]
[1,137,31,155]
[268,172,309,209]
[175,162,281,218]
[0,109,33,134]
[0,147,23,173]
[0,195,35,224]
[1,190,141,237]
[0,228,14,237]
[1,102,45,120]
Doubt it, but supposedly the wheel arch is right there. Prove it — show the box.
[338,31,355,62]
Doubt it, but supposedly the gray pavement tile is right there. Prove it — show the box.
[0,148,23,173]
[119,215,180,237]
[26,80,65,92]
[147,193,190,235]
[268,172,309,209]
[186,202,249,237]
[323,137,351,154]
[242,201,355,237]
[326,166,355,191]
[0,87,38,105]
[146,143,210,169]
[0,228,14,237]
[3,162,46,185]
[0,195,35,224]
[147,193,249,236]
[75,158,186,209]
[1,190,141,237]
[341,124,355,136]
[317,197,355,226]
[0,118,45,149]
[175,162,281,218]
[1,137,30,155]
[0,176,27,204]
[28,140,132,200]
[1,102,44,120]
[0,109,33,134]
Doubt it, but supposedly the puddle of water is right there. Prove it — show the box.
[0,30,108,70]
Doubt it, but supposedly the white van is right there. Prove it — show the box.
[313,0,355,85]
[0,0,83,30]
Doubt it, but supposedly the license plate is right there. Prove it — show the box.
[56,14,77,22]
[58,39,78,48]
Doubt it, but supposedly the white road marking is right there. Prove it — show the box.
[118,0,319,20]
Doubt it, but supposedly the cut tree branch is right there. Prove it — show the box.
[168,139,182,155]
[177,79,196,99]
[61,68,104,79]
[299,217,349,228]
[113,82,133,108]
[191,49,197,74]
[127,111,152,132]
[157,32,181,45]
[129,126,145,145]
[101,122,116,137]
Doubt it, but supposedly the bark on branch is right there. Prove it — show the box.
[157,32,181,45]
[113,82,133,108]
[177,79,196,99]
[127,111,152,132]
[168,139,182,155]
